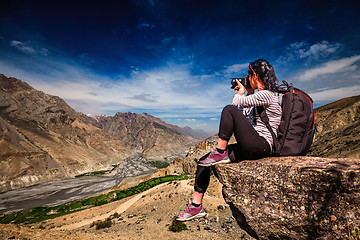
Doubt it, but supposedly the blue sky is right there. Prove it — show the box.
[1,0,360,135]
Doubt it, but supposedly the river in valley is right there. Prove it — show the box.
[0,153,170,215]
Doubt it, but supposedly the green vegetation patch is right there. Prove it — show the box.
[148,160,170,169]
[75,165,119,177]
[169,217,188,232]
[75,170,110,177]
[0,175,188,224]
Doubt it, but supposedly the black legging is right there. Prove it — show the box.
[194,105,271,193]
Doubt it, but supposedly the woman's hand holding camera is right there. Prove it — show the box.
[234,79,245,95]
[235,79,253,96]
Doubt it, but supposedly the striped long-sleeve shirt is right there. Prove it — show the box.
[232,90,282,149]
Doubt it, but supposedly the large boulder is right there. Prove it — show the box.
[214,156,360,240]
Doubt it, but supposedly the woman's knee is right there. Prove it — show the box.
[222,105,238,113]
[222,105,245,118]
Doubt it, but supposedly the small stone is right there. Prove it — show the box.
[217,205,226,211]
[204,225,212,231]
[209,217,217,222]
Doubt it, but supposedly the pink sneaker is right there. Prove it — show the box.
[197,148,230,166]
[176,203,207,221]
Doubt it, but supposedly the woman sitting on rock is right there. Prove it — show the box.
[176,59,282,221]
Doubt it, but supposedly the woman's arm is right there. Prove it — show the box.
[232,79,255,107]
[232,90,274,108]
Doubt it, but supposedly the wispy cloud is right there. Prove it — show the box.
[223,63,249,74]
[9,40,50,56]
[299,55,360,81]
[9,40,36,54]
[310,85,360,102]
[185,119,197,122]
[131,93,158,103]
[138,22,154,29]
[278,40,342,64]
[292,40,341,59]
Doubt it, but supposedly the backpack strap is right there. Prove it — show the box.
[257,106,279,155]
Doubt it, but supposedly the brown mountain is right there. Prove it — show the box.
[0,74,133,192]
[180,126,209,140]
[84,112,199,160]
[307,95,360,158]
[0,74,203,192]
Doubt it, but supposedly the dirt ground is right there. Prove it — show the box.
[0,177,254,240]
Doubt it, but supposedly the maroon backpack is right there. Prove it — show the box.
[258,81,316,156]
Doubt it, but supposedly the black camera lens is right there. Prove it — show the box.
[231,75,251,89]
[231,78,238,89]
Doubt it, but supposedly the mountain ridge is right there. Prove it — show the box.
[82,111,199,159]
[0,74,133,192]
[0,74,202,192]
[308,95,360,158]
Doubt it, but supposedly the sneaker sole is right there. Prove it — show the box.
[197,159,231,167]
[176,212,207,222]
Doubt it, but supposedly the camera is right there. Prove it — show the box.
[231,75,251,89]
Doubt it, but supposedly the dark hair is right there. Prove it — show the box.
[248,59,278,92]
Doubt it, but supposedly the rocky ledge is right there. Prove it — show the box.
[214,156,360,240]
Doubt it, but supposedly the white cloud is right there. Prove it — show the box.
[223,63,248,75]
[185,119,197,122]
[287,41,341,59]
[280,41,342,63]
[309,85,360,102]
[297,41,340,59]
[131,93,158,103]
[9,40,49,56]
[9,40,36,54]
[299,55,360,81]
[210,118,218,120]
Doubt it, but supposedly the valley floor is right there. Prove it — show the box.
[0,177,254,240]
